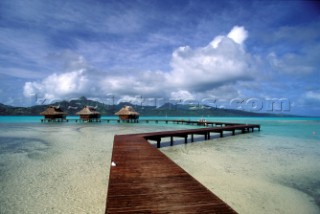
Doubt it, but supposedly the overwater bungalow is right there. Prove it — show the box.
[115,106,139,121]
[76,106,101,122]
[40,106,67,122]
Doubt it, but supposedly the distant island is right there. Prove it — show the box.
[0,97,289,117]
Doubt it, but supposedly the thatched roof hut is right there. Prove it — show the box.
[76,106,101,121]
[40,106,67,120]
[115,106,139,120]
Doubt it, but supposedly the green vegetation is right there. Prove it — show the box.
[0,98,281,117]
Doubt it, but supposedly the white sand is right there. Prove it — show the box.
[0,123,176,214]
[0,124,113,214]
[161,133,320,214]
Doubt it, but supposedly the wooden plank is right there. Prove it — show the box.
[106,134,237,213]
[106,123,260,213]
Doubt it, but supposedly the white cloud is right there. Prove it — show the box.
[169,26,253,91]
[23,26,255,103]
[24,69,91,100]
[306,91,320,101]
[117,95,143,104]
[170,90,195,101]
[0,68,45,79]
[266,23,320,76]
[227,26,248,45]
[268,52,316,74]
[210,36,224,48]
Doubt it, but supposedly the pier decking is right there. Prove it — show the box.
[106,123,260,213]
[40,117,249,126]
[143,124,260,148]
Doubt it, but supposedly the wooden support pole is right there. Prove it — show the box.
[191,134,194,142]
[170,136,173,146]
[184,136,188,144]
[157,139,161,148]
[208,132,211,139]
[232,129,235,135]
[220,131,223,138]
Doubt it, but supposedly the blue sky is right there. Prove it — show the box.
[0,0,320,116]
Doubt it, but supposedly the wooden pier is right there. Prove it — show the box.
[143,124,260,148]
[39,117,248,127]
[106,123,260,213]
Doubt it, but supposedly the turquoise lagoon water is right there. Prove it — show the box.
[0,116,319,214]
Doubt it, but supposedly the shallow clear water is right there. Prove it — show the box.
[0,116,319,214]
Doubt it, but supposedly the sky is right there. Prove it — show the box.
[0,0,320,116]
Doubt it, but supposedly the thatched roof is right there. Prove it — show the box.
[40,106,67,115]
[115,106,139,116]
[76,106,100,115]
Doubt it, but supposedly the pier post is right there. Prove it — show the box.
[184,136,188,144]
[191,134,194,142]
[220,131,223,138]
[170,136,173,146]
[157,138,161,148]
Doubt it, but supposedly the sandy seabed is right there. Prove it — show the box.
[0,121,320,214]
[0,123,176,214]
[161,133,320,214]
